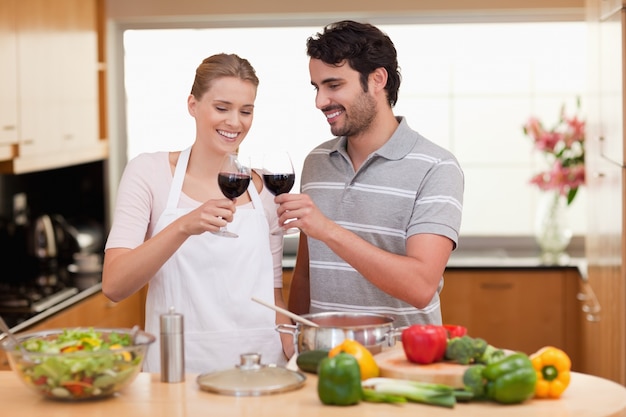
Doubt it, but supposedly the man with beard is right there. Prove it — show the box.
[275,21,464,328]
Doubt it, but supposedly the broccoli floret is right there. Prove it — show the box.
[469,337,488,357]
[444,337,471,364]
[476,344,506,365]
[462,364,487,400]
[445,336,488,365]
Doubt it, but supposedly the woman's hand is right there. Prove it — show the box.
[181,197,237,235]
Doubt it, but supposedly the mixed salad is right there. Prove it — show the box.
[11,328,143,400]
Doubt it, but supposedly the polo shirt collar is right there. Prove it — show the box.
[330,116,417,161]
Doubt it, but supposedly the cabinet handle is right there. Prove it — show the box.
[2,125,16,131]
[577,280,601,322]
[479,282,513,290]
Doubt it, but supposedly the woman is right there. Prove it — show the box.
[102,53,293,374]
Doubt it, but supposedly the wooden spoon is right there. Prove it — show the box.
[251,297,319,327]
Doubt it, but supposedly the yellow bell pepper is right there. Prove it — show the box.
[530,346,571,399]
[110,343,132,361]
[329,339,380,380]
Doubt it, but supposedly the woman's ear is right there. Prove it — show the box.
[187,94,197,117]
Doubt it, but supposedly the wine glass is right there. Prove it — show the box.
[262,151,299,235]
[213,153,251,238]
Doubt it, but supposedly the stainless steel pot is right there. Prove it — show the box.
[276,312,404,355]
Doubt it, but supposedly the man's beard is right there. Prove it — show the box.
[330,91,377,138]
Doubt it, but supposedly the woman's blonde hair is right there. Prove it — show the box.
[190,53,259,99]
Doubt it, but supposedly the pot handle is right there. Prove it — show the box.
[275,323,297,335]
[385,326,408,347]
[276,323,298,350]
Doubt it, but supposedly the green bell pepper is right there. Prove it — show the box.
[317,352,362,406]
[482,352,537,404]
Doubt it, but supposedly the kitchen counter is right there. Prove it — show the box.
[282,235,588,275]
[0,370,624,416]
[283,254,587,272]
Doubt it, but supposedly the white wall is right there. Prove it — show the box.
[122,22,587,238]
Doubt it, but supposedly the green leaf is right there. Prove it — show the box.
[566,187,578,205]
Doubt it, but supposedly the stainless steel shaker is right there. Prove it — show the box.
[160,306,184,382]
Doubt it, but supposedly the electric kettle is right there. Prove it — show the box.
[28,214,79,262]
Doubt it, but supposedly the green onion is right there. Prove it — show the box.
[362,377,457,408]
[361,388,407,404]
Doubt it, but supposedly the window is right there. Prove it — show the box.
[123,22,586,237]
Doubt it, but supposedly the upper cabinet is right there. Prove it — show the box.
[0,0,107,174]
[600,0,626,19]
[597,7,626,165]
[0,0,18,160]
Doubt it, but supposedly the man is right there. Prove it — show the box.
[276,21,464,327]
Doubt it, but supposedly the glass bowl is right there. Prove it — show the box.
[1,327,155,401]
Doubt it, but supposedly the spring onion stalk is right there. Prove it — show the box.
[362,377,457,408]
[361,388,407,404]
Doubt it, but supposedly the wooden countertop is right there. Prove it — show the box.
[1,370,625,416]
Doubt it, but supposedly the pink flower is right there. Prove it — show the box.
[564,116,585,146]
[523,100,585,206]
[523,117,543,138]
[536,131,562,152]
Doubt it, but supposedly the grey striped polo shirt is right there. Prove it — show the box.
[300,116,464,327]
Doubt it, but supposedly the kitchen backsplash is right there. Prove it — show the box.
[0,160,106,274]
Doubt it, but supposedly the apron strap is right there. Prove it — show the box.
[166,146,192,209]
[247,170,263,209]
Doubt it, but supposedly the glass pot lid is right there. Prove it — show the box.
[196,353,306,396]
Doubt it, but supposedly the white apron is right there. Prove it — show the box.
[143,147,285,374]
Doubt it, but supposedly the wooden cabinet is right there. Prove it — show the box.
[0,0,18,159]
[440,268,582,370]
[584,0,626,385]
[600,0,626,19]
[0,0,107,174]
[596,8,625,165]
[26,290,146,332]
[0,288,147,371]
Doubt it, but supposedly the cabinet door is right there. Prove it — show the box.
[440,269,582,368]
[597,9,625,165]
[15,0,99,158]
[57,0,100,152]
[28,290,146,331]
[15,0,61,156]
[585,0,626,385]
[0,0,18,155]
[584,158,626,383]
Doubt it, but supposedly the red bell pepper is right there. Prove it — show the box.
[60,380,93,397]
[401,324,448,365]
[443,324,467,339]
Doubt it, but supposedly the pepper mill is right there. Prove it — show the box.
[160,306,184,383]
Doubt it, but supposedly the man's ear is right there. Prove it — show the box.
[370,67,389,93]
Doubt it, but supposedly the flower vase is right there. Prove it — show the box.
[534,192,573,264]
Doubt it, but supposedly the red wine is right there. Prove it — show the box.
[263,173,295,195]
[218,172,251,199]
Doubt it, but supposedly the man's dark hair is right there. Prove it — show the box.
[306,20,401,107]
